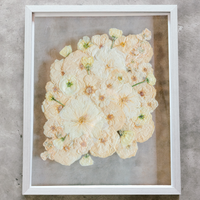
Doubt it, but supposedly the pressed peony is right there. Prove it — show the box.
[59,75,80,96]
[59,45,72,57]
[77,36,92,51]
[79,154,94,166]
[59,95,105,140]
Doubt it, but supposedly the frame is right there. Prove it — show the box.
[23,5,180,195]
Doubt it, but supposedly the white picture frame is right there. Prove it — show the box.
[23,5,180,195]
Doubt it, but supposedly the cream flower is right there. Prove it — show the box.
[113,36,135,55]
[110,69,130,89]
[53,136,66,150]
[43,118,65,138]
[134,107,151,126]
[109,28,123,39]
[90,127,120,158]
[116,140,138,159]
[109,28,123,49]
[50,59,65,87]
[91,34,112,49]
[59,75,80,96]
[59,45,72,57]
[79,154,94,166]
[102,102,126,131]
[59,95,105,140]
[91,89,116,108]
[81,56,94,74]
[146,73,156,85]
[107,48,127,71]
[137,62,153,77]
[116,83,141,119]
[45,92,65,107]
[77,36,92,51]
[129,40,153,64]
[137,28,151,41]
[119,130,136,147]
[83,74,101,96]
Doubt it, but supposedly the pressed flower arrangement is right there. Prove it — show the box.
[41,28,158,166]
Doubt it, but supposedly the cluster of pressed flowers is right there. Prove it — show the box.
[40,28,158,166]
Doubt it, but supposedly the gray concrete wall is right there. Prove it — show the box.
[0,0,199,199]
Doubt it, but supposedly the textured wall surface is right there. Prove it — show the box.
[0,0,200,200]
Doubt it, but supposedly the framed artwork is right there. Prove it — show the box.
[23,5,180,195]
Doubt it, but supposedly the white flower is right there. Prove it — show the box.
[91,34,112,49]
[81,56,94,74]
[59,75,79,96]
[77,36,92,51]
[116,83,141,119]
[59,95,105,140]
[135,107,151,126]
[79,154,94,166]
[109,28,123,39]
[146,73,156,85]
[91,89,116,108]
[53,136,66,150]
[119,130,135,147]
[142,28,151,40]
[59,45,72,57]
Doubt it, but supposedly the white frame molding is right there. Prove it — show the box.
[23,5,180,195]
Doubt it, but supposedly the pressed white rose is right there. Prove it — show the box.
[109,28,123,39]
[53,136,66,150]
[119,130,135,147]
[77,36,92,51]
[146,73,156,85]
[59,95,105,140]
[59,75,79,96]
[79,154,94,166]
[59,45,72,57]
